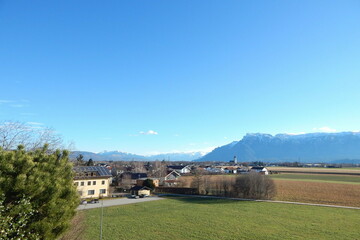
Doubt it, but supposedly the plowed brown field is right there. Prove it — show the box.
[274,179,360,207]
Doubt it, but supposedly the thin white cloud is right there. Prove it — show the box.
[0,100,29,108]
[0,100,14,104]
[101,137,112,140]
[10,104,25,108]
[27,122,44,126]
[20,113,36,116]
[139,130,158,135]
[313,126,337,133]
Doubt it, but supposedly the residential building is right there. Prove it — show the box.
[250,166,269,175]
[167,165,191,174]
[130,186,152,196]
[161,170,182,186]
[73,166,112,199]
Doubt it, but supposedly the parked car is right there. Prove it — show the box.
[89,199,100,204]
[130,195,139,199]
[80,200,87,205]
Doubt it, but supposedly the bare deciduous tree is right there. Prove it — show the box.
[120,173,133,189]
[233,172,276,199]
[132,161,146,173]
[152,160,167,178]
[0,121,64,151]
[191,169,206,194]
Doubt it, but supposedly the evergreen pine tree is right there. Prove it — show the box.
[0,145,79,239]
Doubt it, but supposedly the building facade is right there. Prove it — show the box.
[73,166,112,199]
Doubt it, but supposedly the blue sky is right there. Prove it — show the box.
[1,0,360,155]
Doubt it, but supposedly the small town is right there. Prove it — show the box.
[1,1,360,240]
[73,156,272,201]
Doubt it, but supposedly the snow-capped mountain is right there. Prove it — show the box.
[196,132,360,163]
[70,150,204,161]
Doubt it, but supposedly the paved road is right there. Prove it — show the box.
[77,196,163,210]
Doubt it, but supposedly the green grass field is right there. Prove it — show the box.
[83,198,360,240]
[270,173,360,184]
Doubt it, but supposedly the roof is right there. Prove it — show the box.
[73,166,112,176]
[168,165,189,170]
[165,170,181,178]
[130,186,152,191]
[251,166,267,170]
[131,173,148,179]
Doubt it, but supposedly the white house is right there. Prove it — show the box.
[204,167,223,173]
[160,170,182,187]
[167,165,191,174]
[250,166,269,175]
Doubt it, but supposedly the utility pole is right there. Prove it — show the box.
[100,199,104,240]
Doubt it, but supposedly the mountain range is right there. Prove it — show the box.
[69,150,204,162]
[196,132,360,163]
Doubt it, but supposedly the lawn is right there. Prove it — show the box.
[270,173,360,184]
[83,198,360,240]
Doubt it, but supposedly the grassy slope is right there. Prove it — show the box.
[270,173,360,184]
[84,198,360,240]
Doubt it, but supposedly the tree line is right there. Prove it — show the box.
[187,171,276,199]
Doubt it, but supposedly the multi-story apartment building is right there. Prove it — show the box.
[73,166,112,199]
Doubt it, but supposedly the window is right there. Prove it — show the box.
[88,181,91,186]
[93,181,96,185]
[80,182,84,186]
[99,189,106,194]
[88,190,95,195]
[101,180,105,185]
[74,182,79,186]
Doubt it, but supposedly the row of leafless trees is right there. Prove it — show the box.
[187,171,276,199]
[0,121,65,151]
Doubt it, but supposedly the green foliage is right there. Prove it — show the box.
[252,161,265,166]
[142,179,155,189]
[86,158,94,166]
[0,194,40,240]
[83,198,360,240]
[76,154,84,166]
[0,145,79,240]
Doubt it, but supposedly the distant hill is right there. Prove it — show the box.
[70,150,203,161]
[195,132,360,163]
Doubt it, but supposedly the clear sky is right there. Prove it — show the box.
[1,0,360,155]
